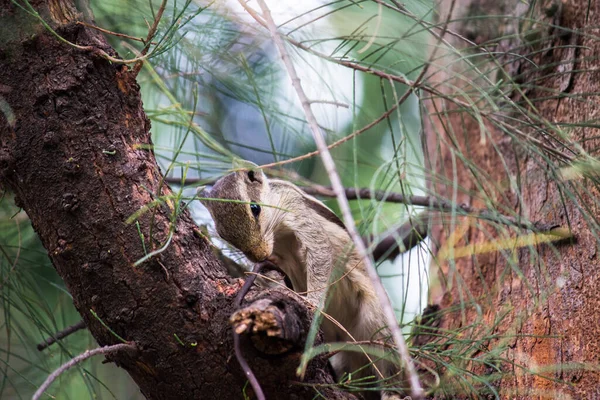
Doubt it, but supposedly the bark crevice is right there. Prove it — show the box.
[0,1,350,398]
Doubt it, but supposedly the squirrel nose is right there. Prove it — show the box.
[253,248,271,263]
[256,253,269,263]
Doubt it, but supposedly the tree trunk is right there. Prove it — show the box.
[0,1,349,398]
[425,0,600,398]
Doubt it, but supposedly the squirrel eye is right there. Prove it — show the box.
[247,170,256,182]
[250,203,261,218]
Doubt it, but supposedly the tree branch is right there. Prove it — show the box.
[0,1,350,398]
[301,186,561,232]
[370,213,429,262]
[32,343,137,400]
[132,0,167,76]
[76,21,158,45]
[174,175,560,232]
[231,261,271,400]
[37,320,87,351]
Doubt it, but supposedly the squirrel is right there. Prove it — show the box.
[202,166,403,399]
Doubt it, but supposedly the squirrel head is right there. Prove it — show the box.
[201,168,273,262]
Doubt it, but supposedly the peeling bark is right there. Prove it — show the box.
[0,1,351,398]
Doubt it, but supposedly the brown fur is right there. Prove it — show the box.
[203,169,403,399]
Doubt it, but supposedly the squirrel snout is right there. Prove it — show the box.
[247,251,269,263]
[244,243,272,264]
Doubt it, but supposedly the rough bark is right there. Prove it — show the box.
[0,1,351,398]
[425,0,600,398]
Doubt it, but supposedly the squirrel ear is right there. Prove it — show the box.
[255,168,266,180]
[231,159,266,184]
[246,168,265,184]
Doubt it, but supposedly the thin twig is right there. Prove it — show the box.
[259,100,408,169]
[307,99,349,108]
[18,0,155,65]
[171,172,556,233]
[32,343,136,400]
[301,186,559,232]
[235,0,579,164]
[249,1,425,398]
[233,261,274,400]
[133,0,168,76]
[37,320,87,351]
[76,21,158,44]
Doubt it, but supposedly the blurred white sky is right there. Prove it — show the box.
[195,0,430,321]
[213,0,365,133]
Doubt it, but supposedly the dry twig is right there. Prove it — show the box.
[231,261,270,400]
[172,174,558,232]
[301,186,559,232]
[32,343,137,400]
[36,320,87,351]
[132,0,168,76]
[246,0,425,398]
[76,21,158,44]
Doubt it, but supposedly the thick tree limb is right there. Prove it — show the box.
[0,1,351,398]
[35,217,427,354]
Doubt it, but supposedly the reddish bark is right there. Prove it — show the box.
[425,0,600,398]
